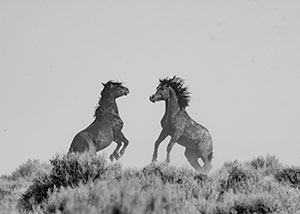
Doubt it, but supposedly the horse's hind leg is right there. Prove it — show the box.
[198,140,213,174]
[69,133,96,154]
[184,148,209,175]
[110,139,122,161]
[117,131,129,157]
[184,148,202,171]
[200,155,212,175]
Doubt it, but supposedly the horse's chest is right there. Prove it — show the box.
[112,118,124,131]
[161,118,178,134]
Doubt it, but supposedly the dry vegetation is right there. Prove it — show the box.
[1,153,300,214]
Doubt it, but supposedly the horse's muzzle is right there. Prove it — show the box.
[124,89,130,96]
[149,95,156,103]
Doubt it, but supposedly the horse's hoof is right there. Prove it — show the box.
[114,153,120,160]
[152,154,158,162]
[120,150,125,156]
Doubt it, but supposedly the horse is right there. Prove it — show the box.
[149,76,213,175]
[68,81,130,161]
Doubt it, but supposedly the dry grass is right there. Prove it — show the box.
[1,154,300,214]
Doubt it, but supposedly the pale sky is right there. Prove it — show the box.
[1,1,300,175]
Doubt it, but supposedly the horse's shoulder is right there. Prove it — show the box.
[108,113,123,128]
[175,110,190,121]
[169,110,188,130]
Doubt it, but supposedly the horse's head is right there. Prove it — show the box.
[102,81,130,99]
[150,76,190,109]
[149,85,170,103]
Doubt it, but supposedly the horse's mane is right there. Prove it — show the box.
[94,80,123,118]
[158,76,191,109]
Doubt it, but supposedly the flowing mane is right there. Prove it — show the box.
[94,81,123,118]
[158,76,191,109]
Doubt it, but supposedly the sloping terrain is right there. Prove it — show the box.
[1,154,300,214]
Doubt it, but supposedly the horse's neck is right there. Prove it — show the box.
[163,88,180,121]
[110,100,119,115]
[96,97,120,120]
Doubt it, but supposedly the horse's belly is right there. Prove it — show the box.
[177,128,210,149]
[177,136,197,149]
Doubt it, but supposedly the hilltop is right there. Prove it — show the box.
[1,153,300,214]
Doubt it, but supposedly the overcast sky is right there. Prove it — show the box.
[1,0,300,175]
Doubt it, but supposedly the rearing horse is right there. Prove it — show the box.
[149,76,213,175]
[68,81,130,161]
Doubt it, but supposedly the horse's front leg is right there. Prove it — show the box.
[152,129,169,162]
[166,130,182,163]
[116,131,129,157]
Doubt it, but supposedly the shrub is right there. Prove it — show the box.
[0,159,51,213]
[18,153,121,211]
[43,179,172,214]
[142,164,164,180]
[216,193,279,214]
[3,155,299,213]
[250,156,266,169]
[18,174,53,211]
[231,199,275,214]
[249,155,282,177]
[219,163,259,194]
[142,163,186,184]
[264,155,281,169]
[142,163,208,185]
[275,167,300,188]
[8,159,51,181]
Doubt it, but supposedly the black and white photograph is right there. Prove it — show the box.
[1,1,300,213]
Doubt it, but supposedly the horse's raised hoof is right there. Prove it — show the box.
[109,154,115,162]
[119,149,126,156]
[114,153,120,160]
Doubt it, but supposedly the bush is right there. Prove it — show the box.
[216,193,279,214]
[7,159,51,181]
[18,174,53,211]
[1,155,299,213]
[250,156,266,169]
[142,163,208,185]
[275,167,300,188]
[43,180,171,214]
[220,163,259,194]
[231,199,275,214]
[40,162,217,214]
[249,155,282,177]
[18,153,121,211]
[0,160,47,213]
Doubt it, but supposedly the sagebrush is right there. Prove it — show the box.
[1,154,300,214]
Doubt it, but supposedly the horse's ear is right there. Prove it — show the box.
[101,82,106,87]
